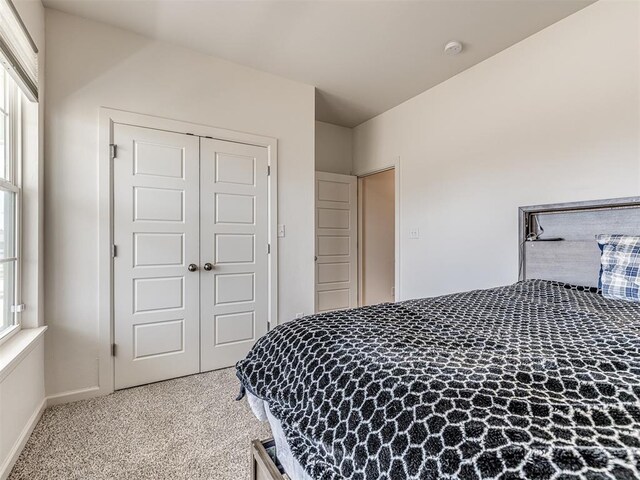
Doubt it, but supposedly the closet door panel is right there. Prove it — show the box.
[113,124,200,390]
[200,138,269,371]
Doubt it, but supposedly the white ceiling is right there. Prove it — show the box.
[42,0,595,127]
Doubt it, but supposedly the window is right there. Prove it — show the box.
[0,67,20,339]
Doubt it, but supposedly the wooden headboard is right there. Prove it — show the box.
[519,197,640,287]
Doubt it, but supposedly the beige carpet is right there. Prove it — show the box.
[9,368,271,480]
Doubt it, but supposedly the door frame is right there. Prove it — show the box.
[98,108,278,398]
[355,159,401,307]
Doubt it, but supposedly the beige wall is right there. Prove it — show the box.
[353,0,640,300]
[44,9,316,400]
[360,169,395,306]
[0,337,45,478]
[315,121,353,174]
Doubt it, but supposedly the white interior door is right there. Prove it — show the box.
[113,124,200,390]
[200,138,270,371]
[315,171,358,312]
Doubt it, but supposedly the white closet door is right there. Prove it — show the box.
[199,138,269,371]
[113,124,200,390]
[315,171,358,312]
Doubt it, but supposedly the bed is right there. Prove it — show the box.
[237,198,640,480]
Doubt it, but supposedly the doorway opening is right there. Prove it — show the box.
[358,168,396,306]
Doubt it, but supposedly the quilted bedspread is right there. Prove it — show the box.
[236,280,640,480]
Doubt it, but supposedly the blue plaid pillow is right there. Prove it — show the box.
[596,234,640,302]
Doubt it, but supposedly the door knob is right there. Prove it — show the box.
[203,262,213,271]
[188,263,198,272]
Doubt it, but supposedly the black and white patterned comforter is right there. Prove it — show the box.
[236,280,640,479]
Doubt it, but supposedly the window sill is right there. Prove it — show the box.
[0,326,46,383]
[0,324,21,347]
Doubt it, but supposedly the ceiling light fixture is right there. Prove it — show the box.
[444,41,463,55]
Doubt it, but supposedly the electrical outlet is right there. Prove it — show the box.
[409,228,420,239]
[278,224,286,238]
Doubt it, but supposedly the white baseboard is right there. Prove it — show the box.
[0,386,105,479]
[0,397,46,480]
[46,385,101,406]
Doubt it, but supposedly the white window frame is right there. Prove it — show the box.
[0,71,22,346]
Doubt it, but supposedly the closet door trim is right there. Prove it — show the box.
[94,108,278,401]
